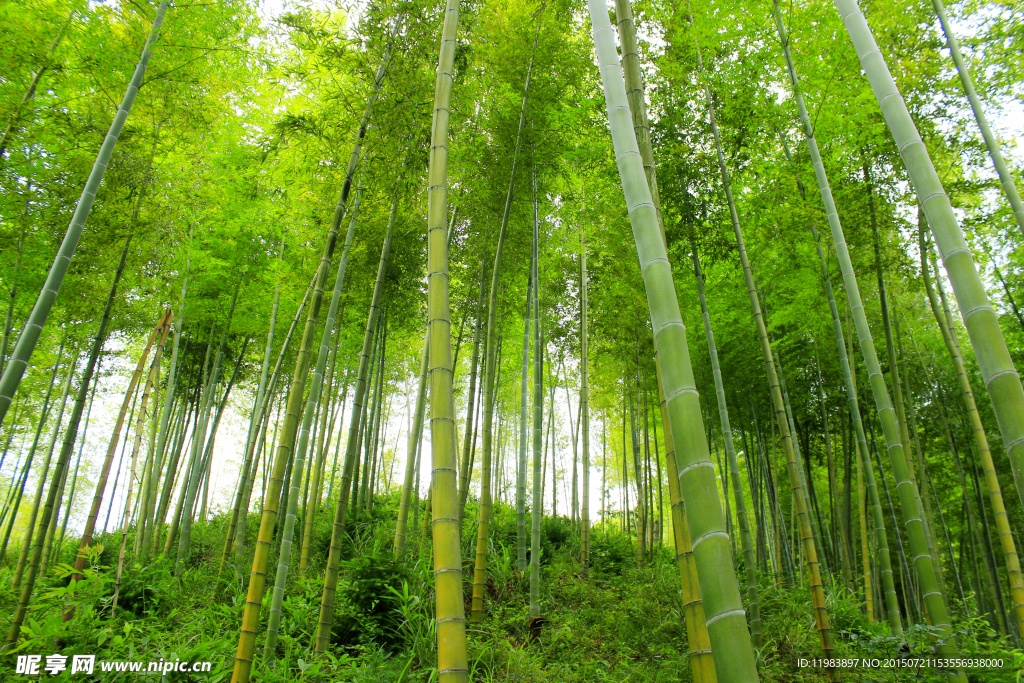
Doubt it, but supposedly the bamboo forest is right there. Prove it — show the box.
[7,0,1024,680]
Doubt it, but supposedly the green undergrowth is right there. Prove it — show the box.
[0,494,1018,682]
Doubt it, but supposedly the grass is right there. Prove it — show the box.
[0,492,1019,682]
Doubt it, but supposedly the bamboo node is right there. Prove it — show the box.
[705,607,746,627]
[678,460,714,479]
[691,529,729,550]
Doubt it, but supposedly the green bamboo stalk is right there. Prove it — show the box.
[134,324,166,558]
[265,189,369,659]
[613,0,664,244]
[529,159,543,620]
[836,0,1024,538]
[296,190,362,574]
[57,368,97,551]
[986,255,1024,333]
[309,329,343,512]
[587,2,758,678]
[68,315,159,589]
[806,220,903,632]
[361,321,387,513]
[326,368,352,503]
[233,275,313,564]
[106,388,141,535]
[395,330,429,558]
[0,2,169,431]
[0,229,26,380]
[142,234,191,557]
[776,351,833,576]
[700,29,833,658]
[421,0,469,676]
[163,332,215,555]
[232,146,358,683]
[12,349,78,592]
[113,313,172,610]
[659,358,717,683]
[516,273,532,571]
[470,14,542,619]
[895,311,943,587]
[349,329,378,516]
[315,184,400,650]
[0,337,64,566]
[175,287,239,574]
[929,0,1024,236]
[298,301,343,571]
[217,257,281,574]
[458,266,486,525]
[921,230,1024,636]
[581,230,590,567]
[233,14,399,668]
[771,1,936,642]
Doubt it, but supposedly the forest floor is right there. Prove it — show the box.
[0,494,1018,682]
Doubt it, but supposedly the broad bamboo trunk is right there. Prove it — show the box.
[422,0,469,677]
[613,0,664,244]
[920,227,1024,636]
[658,359,717,683]
[587,2,758,678]
[836,0,1024,554]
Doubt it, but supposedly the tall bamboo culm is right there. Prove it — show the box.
[778,2,959,664]
[835,0,1024,549]
[587,2,758,679]
[423,0,469,678]
[470,9,542,621]
[657,358,717,683]
[515,273,532,572]
[698,28,834,665]
[920,227,1024,637]
[580,230,590,566]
